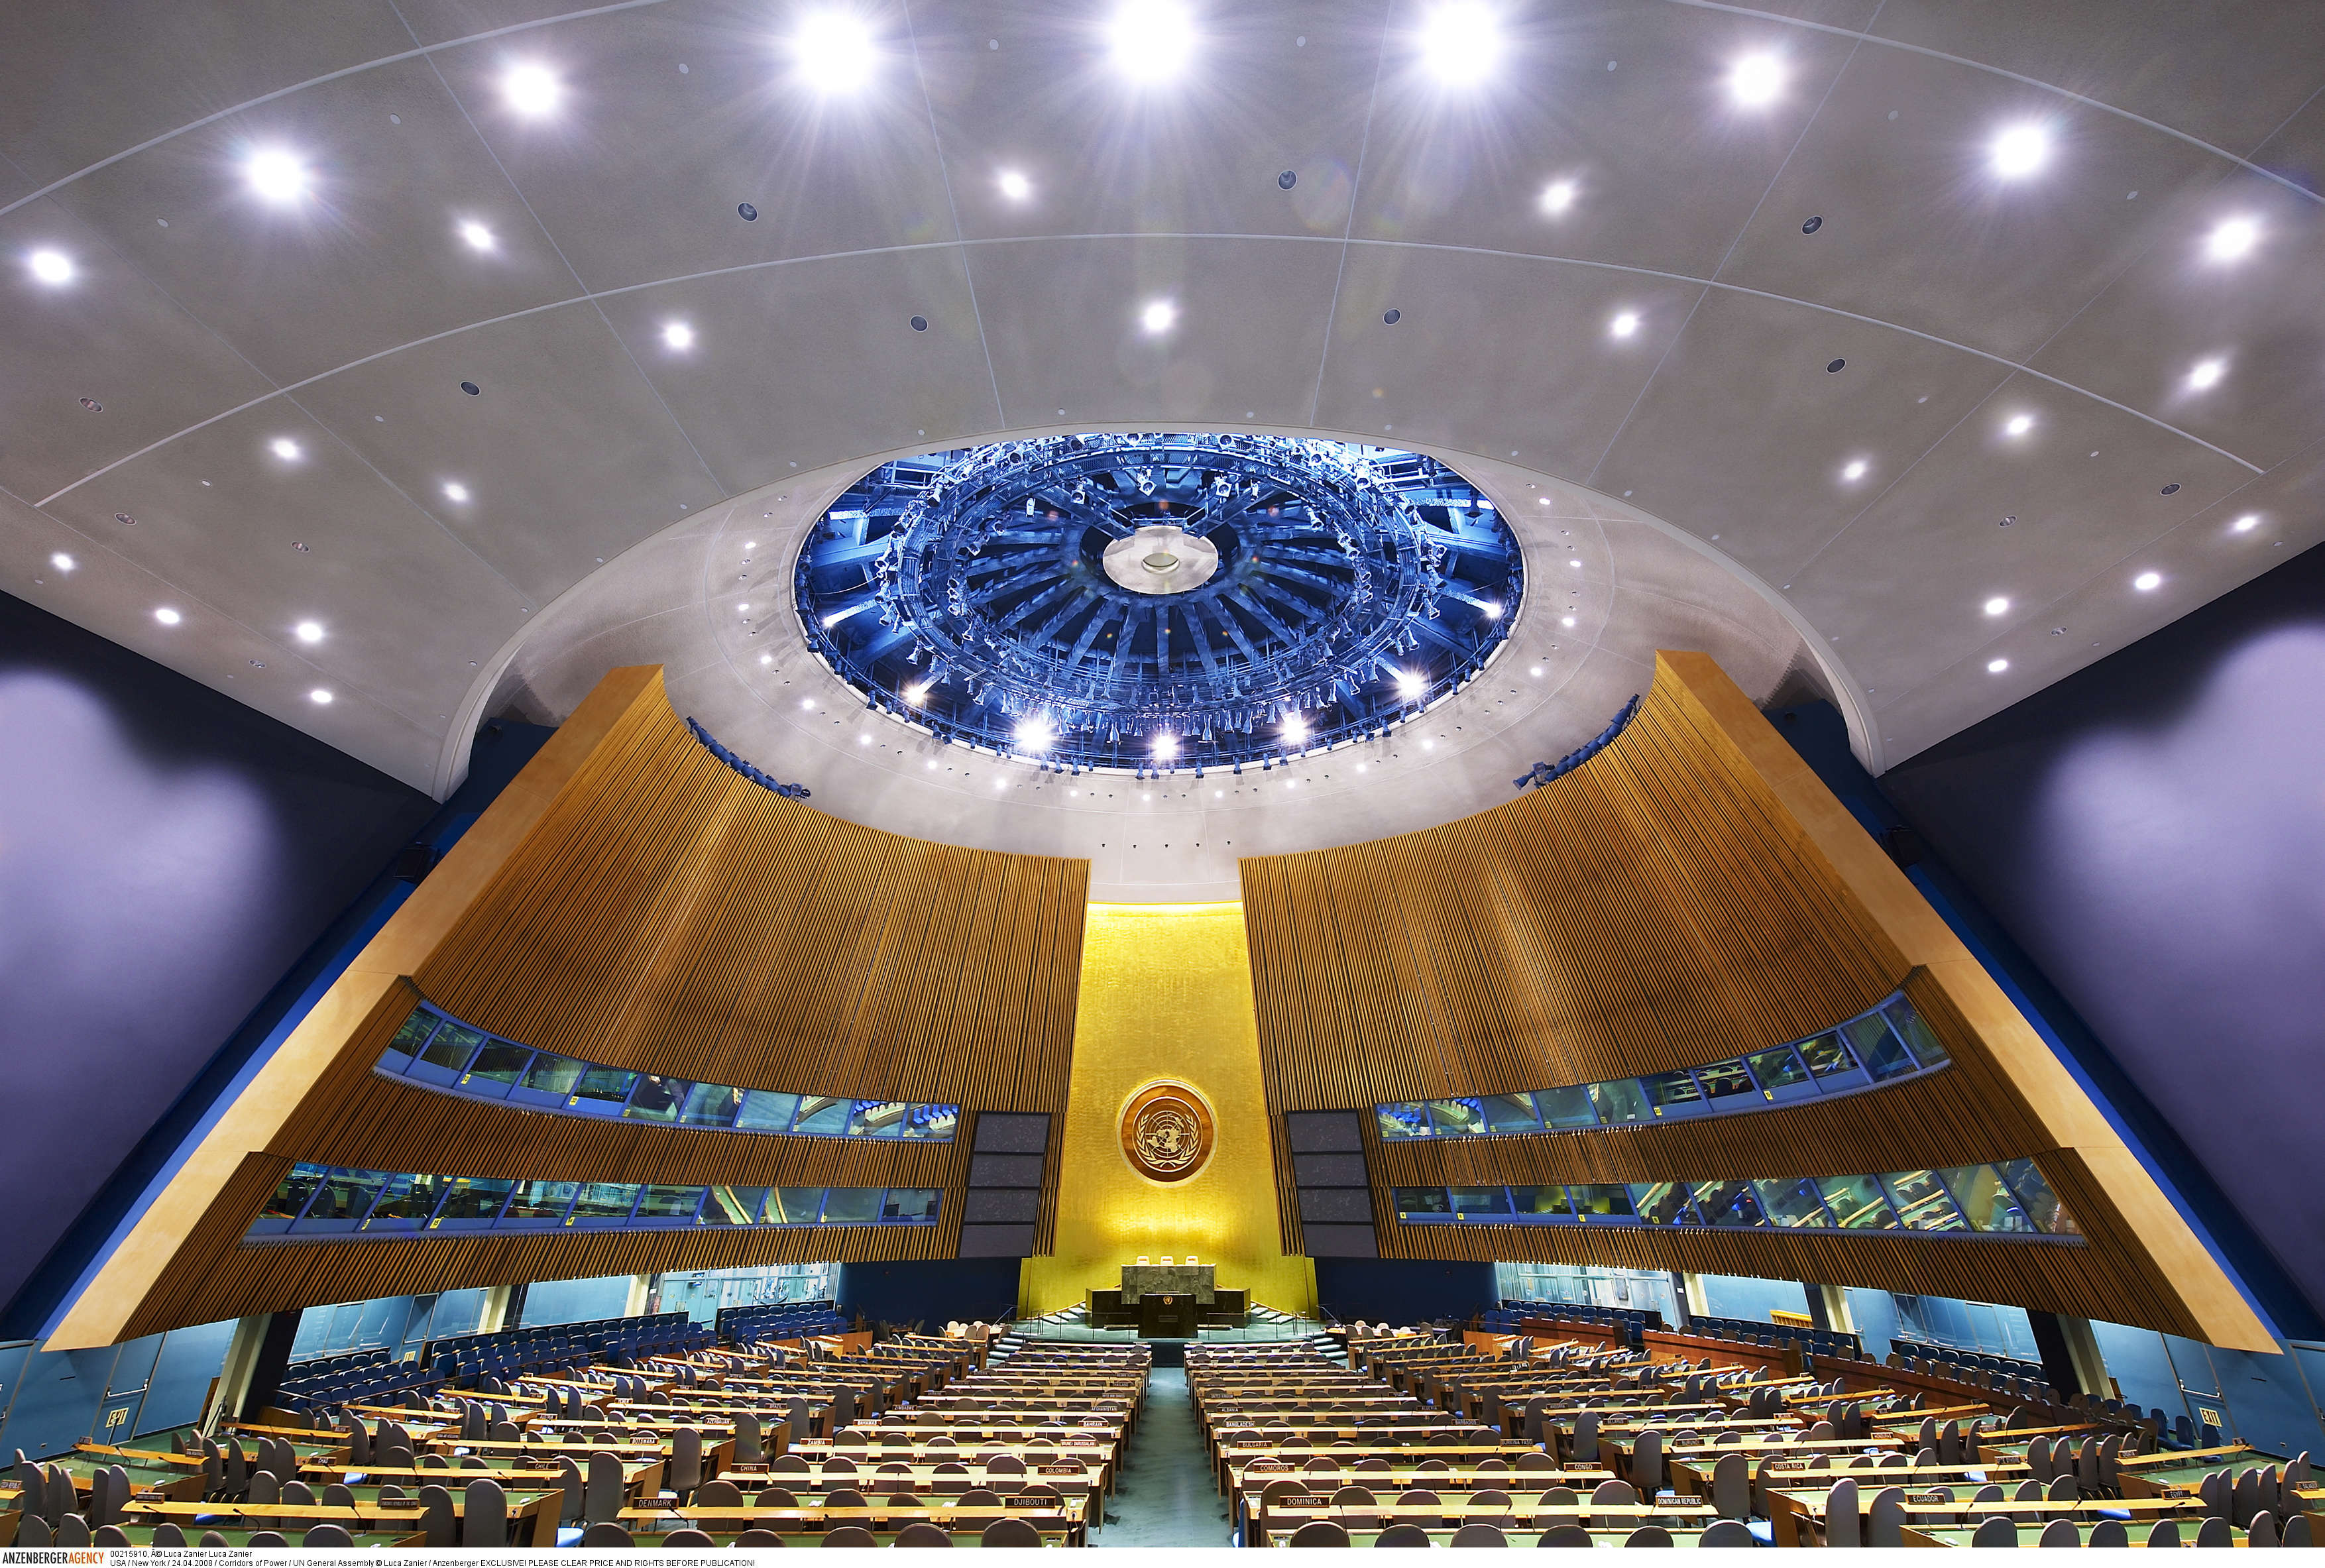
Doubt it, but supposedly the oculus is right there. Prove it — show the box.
[795,433,1520,771]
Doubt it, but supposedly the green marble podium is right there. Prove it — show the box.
[1120,1263,1215,1304]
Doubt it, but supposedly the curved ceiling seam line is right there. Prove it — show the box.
[1304,5,1396,428]
[0,0,685,225]
[1579,4,1874,490]
[0,0,2304,235]
[1774,359,2023,585]
[1658,0,2325,207]
[1860,447,2300,718]
[387,0,733,499]
[32,231,2265,515]
[898,0,1008,429]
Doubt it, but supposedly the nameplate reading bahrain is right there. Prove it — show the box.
[1119,1082,1214,1183]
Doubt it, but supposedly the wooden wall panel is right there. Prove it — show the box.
[1242,652,2273,1351]
[62,669,1086,1346]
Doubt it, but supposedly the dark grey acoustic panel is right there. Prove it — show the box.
[1302,1224,1380,1259]
[972,1113,1052,1154]
[967,1152,1047,1188]
[1292,1152,1370,1188]
[956,1223,1037,1258]
[1298,1186,1377,1224]
[962,1188,1043,1224]
[1284,1109,1366,1153]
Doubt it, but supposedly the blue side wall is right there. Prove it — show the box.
[1314,1260,1498,1326]
[837,1260,1024,1328]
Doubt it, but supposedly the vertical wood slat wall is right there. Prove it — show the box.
[1240,652,2269,1347]
[100,669,1088,1341]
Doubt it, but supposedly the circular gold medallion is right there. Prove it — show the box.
[1119,1082,1215,1184]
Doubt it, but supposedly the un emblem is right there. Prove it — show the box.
[1119,1082,1216,1184]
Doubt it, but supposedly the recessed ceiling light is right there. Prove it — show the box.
[2186,357,2225,390]
[1540,179,1577,215]
[2133,571,2162,591]
[996,169,1032,201]
[1417,0,1501,85]
[662,320,695,350]
[1986,659,2008,674]
[154,606,181,625]
[1989,121,2049,178]
[1560,615,1576,628]
[2204,215,2259,263]
[760,652,774,665]
[800,696,816,710]
[270,437,302,461]
[457,219,495,251]
[501,62,563,118]
[1842,459,1868,481]
[793,11,878,93]
[1529,665,1542,677]
[1106,0,1196,85]
[1609,311,1640,339]
[2004,414,2033,437]
[858,732,871,744]
[27,249,74,285]
[50,552,76,572]
[1139,298,1177,335]
[443,481,470,502]
[310,688,334,704]
[243,148,310,203]
[1727,52,1784,106]
[2232,513,2260,533]
[738,602,751,612]
[295,620,324,643]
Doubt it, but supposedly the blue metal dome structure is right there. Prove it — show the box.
[794,433,1522,774]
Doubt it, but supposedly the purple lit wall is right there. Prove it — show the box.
[1880,543,2325,1325]
[0,590,430,1317]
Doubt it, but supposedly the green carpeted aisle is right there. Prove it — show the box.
[1088,1367,1233,1547]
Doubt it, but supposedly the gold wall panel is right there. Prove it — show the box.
[56,669,1086,1347]
[1239,651,2272,1351]
[1021,903,1314,1317]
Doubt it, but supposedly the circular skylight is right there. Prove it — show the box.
[795,433,1521,772]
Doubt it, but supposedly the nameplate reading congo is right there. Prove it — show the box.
[1118,1082,1216,1183]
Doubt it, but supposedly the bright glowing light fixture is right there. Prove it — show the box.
[1281,714,1307,742]
[1481,601,1503,620]
[50,553,76,572]
[1015,716,1053,750]
[1727,52,1784,106]
[457,219,495,251]
[27,249,74,284]
[2004,414,2033,437]
[996,169,1032,201]
[295,620,323,644]
[1989,122,2049,178]
[1106,0,1196,85]
[310,688,334,704]
[1842,459,1868,481]
[2204,216,2259,263]
[662,320,695,350]
[501,62,563,117]
[243,148,310,203]
[154,607,181,626]
[2232,513,2260,533]
[1394,669,1424,697]
[2187,357,2225,390]
[1986,659,2009,674]
[270,437,302,461]
[1540,179,1576,215]
[443,481,470,503]
[905,682,930,706]
[1151,733,1179,759]
[1984,596,2010,616]
[1139,298,1177,335]
[1609,311,1640,339]
[793,11,878,92]
[2133,571,2161,591]
[1418,1,1501,85]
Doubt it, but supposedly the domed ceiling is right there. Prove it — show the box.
[1,0,2318,895]
[795,433,1520,773]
